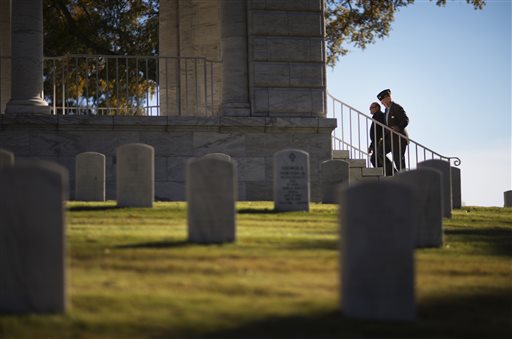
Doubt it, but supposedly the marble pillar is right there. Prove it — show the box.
[6,0,49,114]
[159,0,222,116]
[0,0,11,113]
[221,0,250,116]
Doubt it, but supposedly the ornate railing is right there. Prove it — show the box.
[327,92,460,175]
[1,55,221,116]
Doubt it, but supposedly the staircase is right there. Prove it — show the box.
[327,93,461,181]
[332,150,384,183]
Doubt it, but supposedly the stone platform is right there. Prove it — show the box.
[0,114,336,201]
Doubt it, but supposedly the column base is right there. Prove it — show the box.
[5,98,51,114]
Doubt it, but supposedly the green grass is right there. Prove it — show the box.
[1,202,511,339]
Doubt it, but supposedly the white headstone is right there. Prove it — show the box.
[116,143,154,207]
[391,168,443,248]
[340,181,416,321]
[418,159,452,218]
[187,157,237,244]
[0,162,68,313]
[0,148,14,168]
[75,152,105,201]
[274,149,310,212]
[321,159,349,204]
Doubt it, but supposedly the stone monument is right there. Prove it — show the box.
[187,156,236,243]
[340,181,416,321]
[116,143,155,207]
[0,162,68,313]
[75,152,106,201]
[274,149,310,212]
[418,159,452,218]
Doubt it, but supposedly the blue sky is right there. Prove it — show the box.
[327,0,511,207]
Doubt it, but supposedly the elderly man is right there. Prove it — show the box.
[376,89,409,175]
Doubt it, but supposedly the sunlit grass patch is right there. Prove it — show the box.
[0,203,510,338]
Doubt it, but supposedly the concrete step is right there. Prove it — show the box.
[332,150,349,160]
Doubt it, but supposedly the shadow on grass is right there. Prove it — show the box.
[191,292,512,339]
[237,208,279,214]
[115,240,191,250]
[445,227,512,257]
[281,239,338,251]
[68,205,119,212]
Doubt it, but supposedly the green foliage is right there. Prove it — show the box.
[0,202,510,338]
[325,0,485,65]
[43,1,159,114]
[43,0,159,56]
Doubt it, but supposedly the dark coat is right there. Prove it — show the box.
[386,101,409,138]
[369,110,386,151]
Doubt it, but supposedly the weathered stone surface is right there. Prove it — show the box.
[250,0,322,11]
[187,157,236,243]
[0,116,335,201]
[0,0,10,114]
[418,159,452,218]
[451,166,462,209]
[274,149,310,211]
[289,63,324,87]
[320,160,349,204]
[116,143,154,207]
[75,152,105,201]
[0,162,68,313]
[193,132,246,157]
[251,11,322,37]
[504,190,512,208]
[340,181,416,321]
[391,168,443,248]
[254,88,324,115]
[237,157,266,181]
[252,37,324,62]
[0,148,14,167]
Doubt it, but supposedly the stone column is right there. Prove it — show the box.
[0,0,11,113]
[5,0,49,114]
[159,0,179,116]
[221,0,250,116]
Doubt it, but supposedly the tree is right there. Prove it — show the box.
[326,0,485,65]
[43,0,159,56]
[43,0,159,115]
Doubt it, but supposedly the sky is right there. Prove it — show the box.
[326,0,511,207]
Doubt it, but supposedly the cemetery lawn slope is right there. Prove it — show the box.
[0,203,510,338]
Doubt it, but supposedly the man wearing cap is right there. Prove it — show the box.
[376,89,409,174]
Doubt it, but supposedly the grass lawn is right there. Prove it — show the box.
[1,202,511,339]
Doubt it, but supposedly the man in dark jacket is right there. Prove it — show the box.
[368,102,393,174]
[377,89,409,174]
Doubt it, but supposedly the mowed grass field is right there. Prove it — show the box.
[0,202,511,339]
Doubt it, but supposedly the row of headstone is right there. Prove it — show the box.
[339,160,458,321]
[75,144,155,207]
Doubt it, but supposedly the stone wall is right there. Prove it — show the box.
[248,0,326,117]
[0,115,335,201]
[0,0,10,114]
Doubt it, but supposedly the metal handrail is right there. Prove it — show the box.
[327,91,461,175]
[0,54,222,116]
